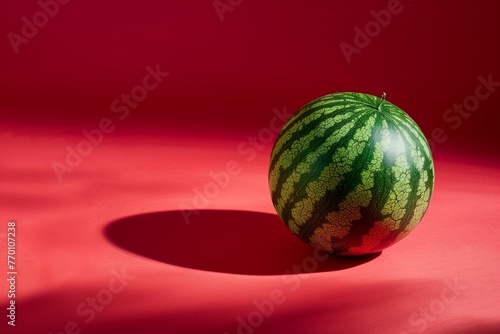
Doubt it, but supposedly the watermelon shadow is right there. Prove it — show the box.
[104,210,380,275]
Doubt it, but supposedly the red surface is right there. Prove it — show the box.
[1,1,500,333]
[1,133,500,334]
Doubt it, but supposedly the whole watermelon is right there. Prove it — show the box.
[269,92,434,256]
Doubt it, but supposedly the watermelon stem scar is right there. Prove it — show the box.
[378,92,387,109]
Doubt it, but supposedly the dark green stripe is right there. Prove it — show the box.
[272,112,372,211]
[338,120,409,251]
[276,99,355,141]
[297,113,383,242]
[382,116,424,231]
[269,107,364,176]
[276,94,369,143]
[276,112,375,232]
[383,105,432,156]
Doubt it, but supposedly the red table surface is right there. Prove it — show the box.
[1,127,500,334]
[1,0,500,333]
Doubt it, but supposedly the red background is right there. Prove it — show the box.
[1,1,500,333]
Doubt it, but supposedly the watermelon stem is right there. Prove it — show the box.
[378,92,386,110]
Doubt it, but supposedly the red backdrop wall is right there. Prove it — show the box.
[1,0,499,159]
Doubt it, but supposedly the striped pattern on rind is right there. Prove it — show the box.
[269,92,434,255]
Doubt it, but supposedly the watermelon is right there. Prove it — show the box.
[269,92,434,256]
